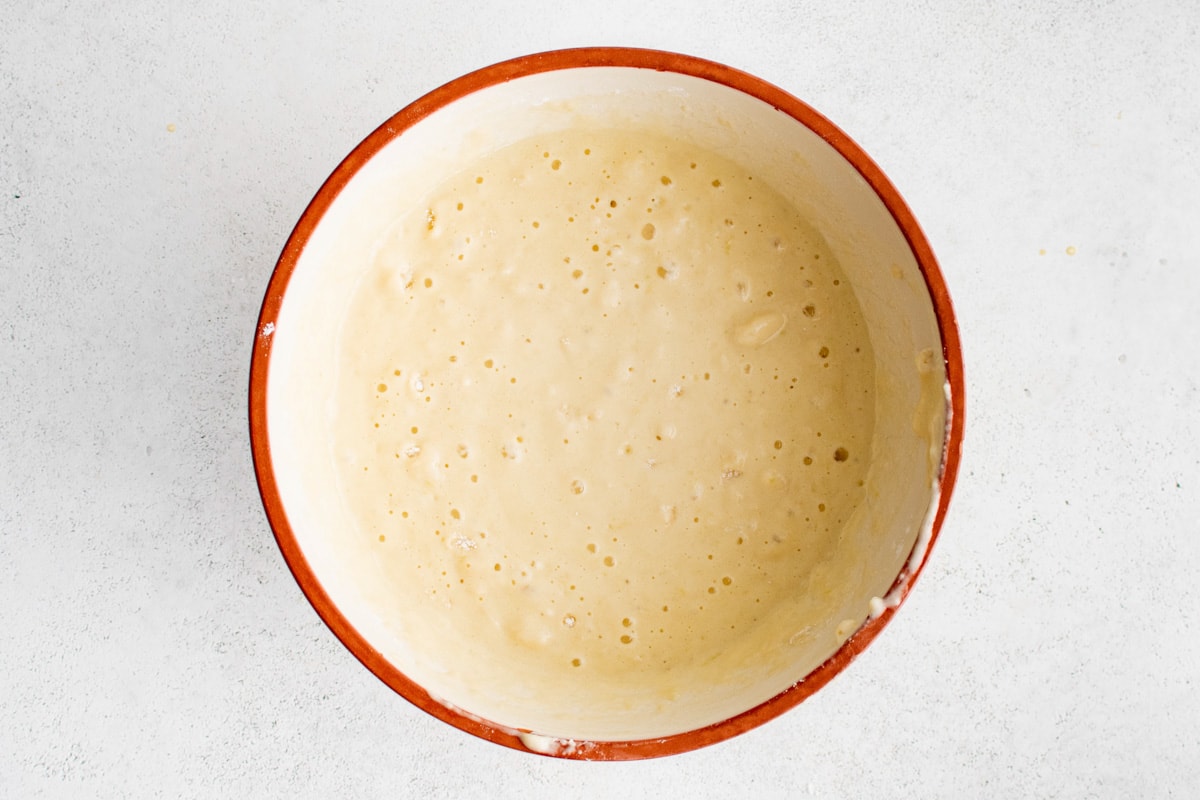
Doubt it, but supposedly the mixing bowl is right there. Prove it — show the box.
[249,47,963,759]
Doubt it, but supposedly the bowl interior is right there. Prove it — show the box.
[260,62,951,745]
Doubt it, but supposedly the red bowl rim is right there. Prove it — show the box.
[248,46,965,761]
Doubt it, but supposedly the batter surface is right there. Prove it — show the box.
[330,128,876,723]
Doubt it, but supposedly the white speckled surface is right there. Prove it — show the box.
[2,2,1197,797]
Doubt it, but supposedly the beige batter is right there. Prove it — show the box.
[330,128,876,726]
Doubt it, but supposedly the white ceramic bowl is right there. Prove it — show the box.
[249,48,964,759]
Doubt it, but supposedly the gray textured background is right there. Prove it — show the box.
[2,1,1198,797]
